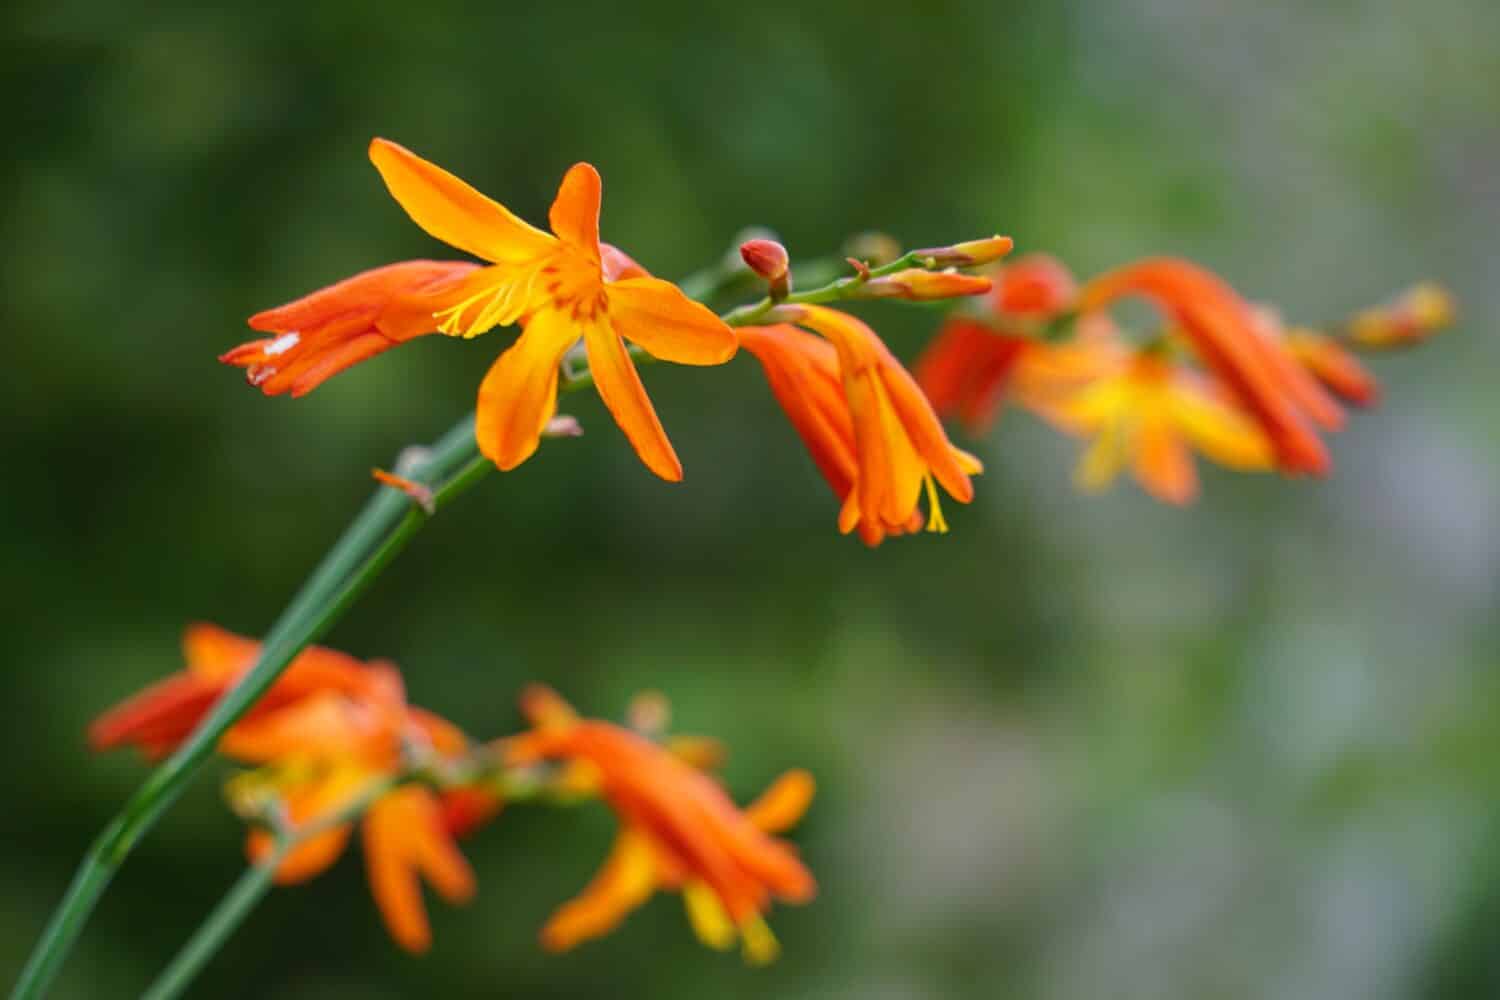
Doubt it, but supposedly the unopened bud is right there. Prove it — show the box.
[843,231,903,267]
[1349,282,1456,349]
[626,690,671,735]
[543,414,584,438]
[862,268,993,301]
[740,239,791,301]
[913,235,1015,268]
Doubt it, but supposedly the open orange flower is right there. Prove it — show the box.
[1077,258,1342,477]
[741,305,981,545]
[1045,351,1275,504]
[506,686,815,963]
[91,626,485,954]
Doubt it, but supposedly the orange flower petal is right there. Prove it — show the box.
[474,308,580,470]
[583,319,684,482]
[540,828,659,952]
[1132,410,1198,505]
[607,276,738,365]
[368,138,553,265]
[364,792,432,953]
[744,770,815,835]
[548,163,602,257]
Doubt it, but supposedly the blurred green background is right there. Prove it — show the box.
[4,1,1498,997]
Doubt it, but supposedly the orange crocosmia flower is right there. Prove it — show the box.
[914,254,1082,435]
[914,319,1032,435]
[88,624,399,760]
[743,305,981,546]
[1047,352,1274,505]
[222,260,480,397]
[365,139,736,480]
[1283,329,1381,407]
[505,693,815,963]
[1077,258,1342,477]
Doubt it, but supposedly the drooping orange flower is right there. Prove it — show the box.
[741,305,982,545]
[1045,351,1275,505]
[505,686,815,963]
[91,626,486,953]
[1077,258,1342,477]
[222,260,480,397]
[915,254,1081,434]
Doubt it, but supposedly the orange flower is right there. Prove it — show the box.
[91,626,483,954]
[222,260,480,397]
[1046,351,1274,504]
[228,140,736,481]
[741,305,981,545]
[914,254,1081,434]
[506,687,815,963]
[1283,329,1381,407]
[1078,258,1341,477]
[88,624,397,760]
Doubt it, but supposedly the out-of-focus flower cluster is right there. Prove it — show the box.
[914,255,1455,505]
[91,626,815,960]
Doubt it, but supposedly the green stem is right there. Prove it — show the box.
[9,423,485,1000]
[721,250,937,327]
[140,775,403,1000]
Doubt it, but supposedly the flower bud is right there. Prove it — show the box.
[740,239,791,300]
[913,235,1015,268]
[862,268,992,301]
[1349,282,1456,349]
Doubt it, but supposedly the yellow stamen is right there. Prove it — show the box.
[682,882,736,951]
[739,915,781,965]
[923,474,949,534]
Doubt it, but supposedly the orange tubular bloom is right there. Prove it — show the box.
[1283,329,1381,407]
[222,260,480,397]
[88,624,396,760]
[507,687,815,963]
[1048,352,1275,505]
[369,139,736,480]
[1077,258,1342,477]
[915,254,1080,435]
[90,626,484,954]
[741,305,982,545]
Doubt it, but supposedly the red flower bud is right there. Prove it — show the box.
[741,239,791,301]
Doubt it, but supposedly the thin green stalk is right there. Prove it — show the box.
[140,775,403,1000]
[10,424,483,1000]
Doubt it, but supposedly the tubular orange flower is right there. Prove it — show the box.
[370,139,736,480]
[1077,258,1341,477]
[914,254,1080,435]
[88,624,397,760]
[506,687,815,963]
[1046,351,1274,505]
[741,305,982,545]
[222,260,480,397]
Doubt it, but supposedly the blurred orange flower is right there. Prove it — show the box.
[1282,329,1381,407]
[741,305,982,545]
[1077,258,1342,477]
[506,686,815,963]
[1348,282,1456,349]
[91,626,487,953]
[1045,351,1274,505]
[229,139,737,481]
